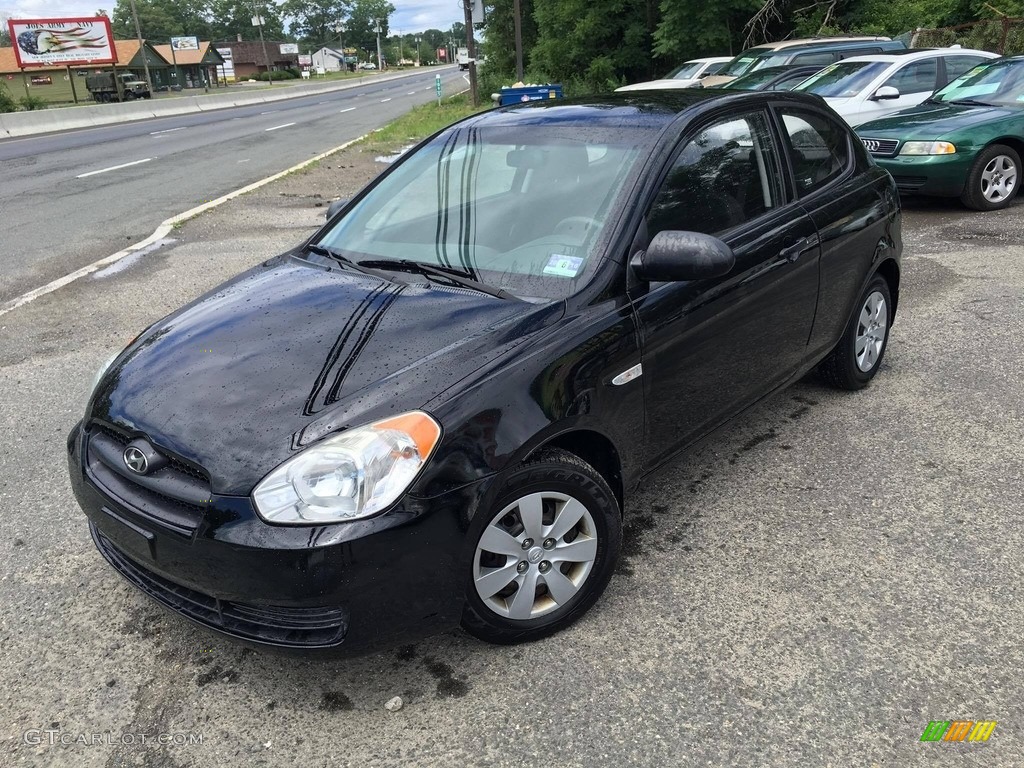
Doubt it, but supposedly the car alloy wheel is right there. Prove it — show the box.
[461,448,621,644]
[472,491,598,620]
[855,291,888,373]
[980,154,1017,204]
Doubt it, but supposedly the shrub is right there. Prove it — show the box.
[255,70,297,81]
[19,94,47,111]
[0,83,17,113]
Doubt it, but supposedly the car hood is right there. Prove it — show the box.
[856,102,1021,139]
[616,78,698,91]
[90,255,560,494]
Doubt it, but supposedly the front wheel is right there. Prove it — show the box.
[461,449,621,645]
[819,275,892,390]
[961,144,1020,211]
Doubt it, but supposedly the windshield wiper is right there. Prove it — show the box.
[946,98,994,107]
[358,259,516,300]
[304,243,404,283]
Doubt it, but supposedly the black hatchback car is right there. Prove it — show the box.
[69,90,902,654]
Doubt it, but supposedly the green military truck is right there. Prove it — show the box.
[86,72,151,103]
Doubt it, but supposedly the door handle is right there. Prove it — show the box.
[780,235,818,263]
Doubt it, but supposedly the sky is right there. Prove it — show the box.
[0,0,464,35]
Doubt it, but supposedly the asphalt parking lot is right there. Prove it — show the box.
[1,148,1021,766]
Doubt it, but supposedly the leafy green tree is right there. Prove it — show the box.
[481,0,539,80]
[208,0,287,41]
[281,0,349,49]
[345,0,395,53]
[110,0,214,41]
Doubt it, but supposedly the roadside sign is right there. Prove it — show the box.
[171,36,199,51]
[280,43,299,55]
[435,74,442,105]
[7,16,117,68]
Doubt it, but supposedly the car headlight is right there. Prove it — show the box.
[900,141,956,156]
[90,353,119,395]
[252,411,442,525]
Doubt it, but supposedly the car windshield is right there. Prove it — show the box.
[722,67,787,90]
[317,122,649,300]
[718,49,771,77]
[665,61,703,80]
[931,58,1024,106]
[795,61,889,97]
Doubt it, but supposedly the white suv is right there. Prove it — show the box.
[793,47,998,126]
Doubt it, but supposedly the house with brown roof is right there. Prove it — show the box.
[213,41,299,80]
[152,42,226,89]
[0,40,170,103]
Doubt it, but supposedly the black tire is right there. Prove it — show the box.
[461,448,621,645]
[960,143,1021,211]
[819,274,893,390]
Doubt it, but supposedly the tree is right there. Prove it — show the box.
[110,0,215,41]
[653,0,760,62]
[208,0,287,41]
[481,0,539,81]
[344,0,395,53]
[281,0,349,49]
[0,14,10,47]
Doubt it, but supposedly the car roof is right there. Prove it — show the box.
[686,56,733,64]
[750,36,891,52]
[839,47,998,64]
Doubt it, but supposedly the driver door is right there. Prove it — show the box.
[630,109,820,469]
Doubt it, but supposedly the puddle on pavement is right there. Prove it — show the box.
[91,238,176,279]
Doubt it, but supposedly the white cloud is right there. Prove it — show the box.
[1,0,463,34]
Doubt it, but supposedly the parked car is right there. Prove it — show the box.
[616,56,732,91]
[718,64,827,91]
[793,47,998,126]
[69,89,902,655]
[857,55,1024,210]
[702,36,906,88]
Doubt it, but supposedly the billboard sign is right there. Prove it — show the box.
[7,17,117,68]
[171,36,199,51]
[298,54,312,66]
[279,43,299,55]
[438,48,446,61]
[216,47,235,79]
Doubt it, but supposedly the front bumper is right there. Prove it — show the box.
[873,152,972,197]
[68,421,488,656]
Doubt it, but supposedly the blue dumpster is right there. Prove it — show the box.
[499,85,564,107]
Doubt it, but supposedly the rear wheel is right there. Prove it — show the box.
[961,144,1020,211]
[819,275,892,390]
[461,449,621,645]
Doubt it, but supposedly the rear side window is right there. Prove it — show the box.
[943,55,990,84]
[792,52,836,66]
[703,61,728,75]
[883,59,939,94]
[777,109,850,195]
[836,47,882,59]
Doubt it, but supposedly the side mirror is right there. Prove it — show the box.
[631,231,735,282]
[870,85,900,101]
[325,198,349,220]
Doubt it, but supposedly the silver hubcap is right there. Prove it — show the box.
[981,155,1017,202]
[855,291,888,372]
[472,491,598,620]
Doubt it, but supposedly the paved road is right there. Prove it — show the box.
[0,152,1021,766]
[0,66,464,304]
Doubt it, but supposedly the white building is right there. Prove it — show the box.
[311,47,347,73]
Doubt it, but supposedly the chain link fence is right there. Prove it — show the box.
[911,18,1024,56]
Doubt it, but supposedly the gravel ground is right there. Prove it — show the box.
[0,148,1021,767]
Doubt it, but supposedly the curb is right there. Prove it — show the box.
[0,134,367,318]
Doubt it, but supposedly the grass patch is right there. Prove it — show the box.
[358,93,487,154]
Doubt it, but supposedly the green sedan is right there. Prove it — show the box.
[856,56,1024,210]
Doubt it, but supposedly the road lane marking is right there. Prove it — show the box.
[380,98,391,102]
[75,158,153,178]
[339,107,356,113]
[407,91,416,95]
[1,134,368,318]
[260,110,279,114]
[150,127,186,135]
[265,122,296,132]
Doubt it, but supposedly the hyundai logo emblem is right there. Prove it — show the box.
[123,446,149,475]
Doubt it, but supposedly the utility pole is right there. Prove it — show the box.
[252,1,273,84]
[461,0,479,106]
[127,0,153,93]
[513,0,524,81]
[374,21,384,70]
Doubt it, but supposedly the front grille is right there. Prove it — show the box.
[85,422,211,536]
[892,175,929,192]
[92,526,348,648]
[861,137,900,157]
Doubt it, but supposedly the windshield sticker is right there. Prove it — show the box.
[543,254,584,277]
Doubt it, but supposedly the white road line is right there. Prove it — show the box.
[75,158,153,179]
[1,134,368,318]
[407,91,416,95]
[260,110,279,114]
[265,122,296,132]
[380,98,391,103]
[339,107,356,113]
[150,127,186,135]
